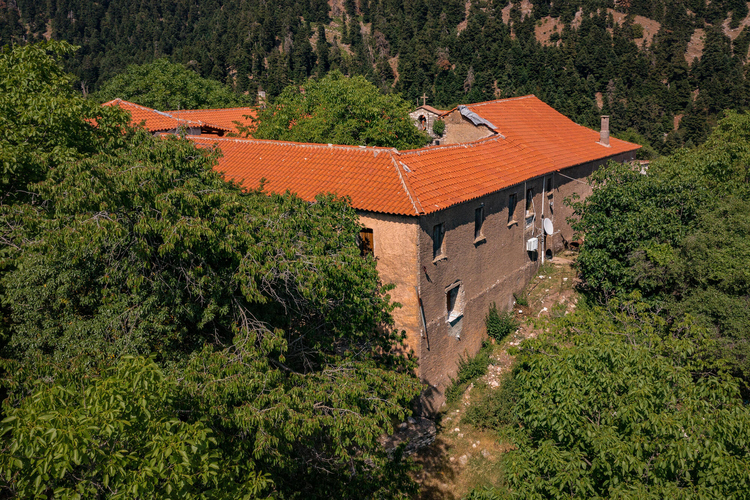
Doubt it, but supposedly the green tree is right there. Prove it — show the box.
[503,300,750,498]
[0,356,272,499]
[0,42,422,499]
[249,70,430,149]
[94,58,252,110]
[571,110,750,379]
[0,41,130,197]
[467,299,750,499]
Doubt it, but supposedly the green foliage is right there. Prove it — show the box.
[463,372,519,431]
[501,299,750,498]
[463,486,508,500]
[615,128,658,160]
[445,343,492,403]
[485,303,519,343]
[432,118,445,136]
[0,41,130,195]
[0,132,421,497]
[0,356,271,499]
[512,292,528,307]
[572,111,750,379]
[95,59,253,110]
[0,42,422,499]
[250,71,431,149]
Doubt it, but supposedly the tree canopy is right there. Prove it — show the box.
[0,41,130,197]
[0,42,421,499]
[495,299,750,499]
[94,58,253,110]
[249,71,430,149]
[570,111,750,380]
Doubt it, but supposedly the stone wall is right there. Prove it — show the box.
[358,152,637,414]
[413,152,637,413]
[357,211,422,357]
[440,109,495,144]
[415,181,542,413]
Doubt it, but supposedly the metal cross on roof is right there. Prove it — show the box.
[420,93,428,106]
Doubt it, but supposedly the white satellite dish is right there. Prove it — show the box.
[543,218,554,235]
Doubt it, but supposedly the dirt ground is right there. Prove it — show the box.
[411,253,580,499]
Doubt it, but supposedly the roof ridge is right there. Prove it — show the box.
[465,95,535,108]
[190,135,399,152]
[107,99,233,132]
[389,152,423,215]
[437,95,536,116]
[398,134,504,155]
[166,107,256,112]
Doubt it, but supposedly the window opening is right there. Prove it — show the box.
[508,193,517,222]
[474,206,484,240]
[526,188,534,216]
[418,115,427,131]
[525,188,536,228]
[445,281,464,323]
[447,287,459,316]
[433,223,445,259]
[358,228,374,256]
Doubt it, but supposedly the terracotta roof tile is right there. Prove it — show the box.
[399,136,552,213]
[164,107,255,135]
[103,99,233,134]
[189,137,419,216]
[167,95,639,216]
[462,95,636,169]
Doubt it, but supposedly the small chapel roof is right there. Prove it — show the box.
[414,105,446,115]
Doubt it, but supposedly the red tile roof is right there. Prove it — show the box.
[190,137,420,215]
[180,95,640,216]
[399,136,551,213]
[460,95,636,169]
[164,107,255,135]
[103,99,232,134]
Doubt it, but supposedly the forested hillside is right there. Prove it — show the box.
[3,0,750,154]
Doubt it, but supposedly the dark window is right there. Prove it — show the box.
[546,176,553,195]
[474,206,484,239]
[508,193,517,222]
[358,228,374,256]
[526,188,534,215]
[447,286,459,317]
[433,223,445,258]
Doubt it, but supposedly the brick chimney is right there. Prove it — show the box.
[600,115,610,147]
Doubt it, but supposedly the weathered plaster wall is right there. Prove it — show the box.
[357,211,422,358]
[416,180,544,413]
[441,110,495,144]
[413,152,637,413]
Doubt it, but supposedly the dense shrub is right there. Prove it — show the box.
[432,119,445,136]
[485,302,519,342]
